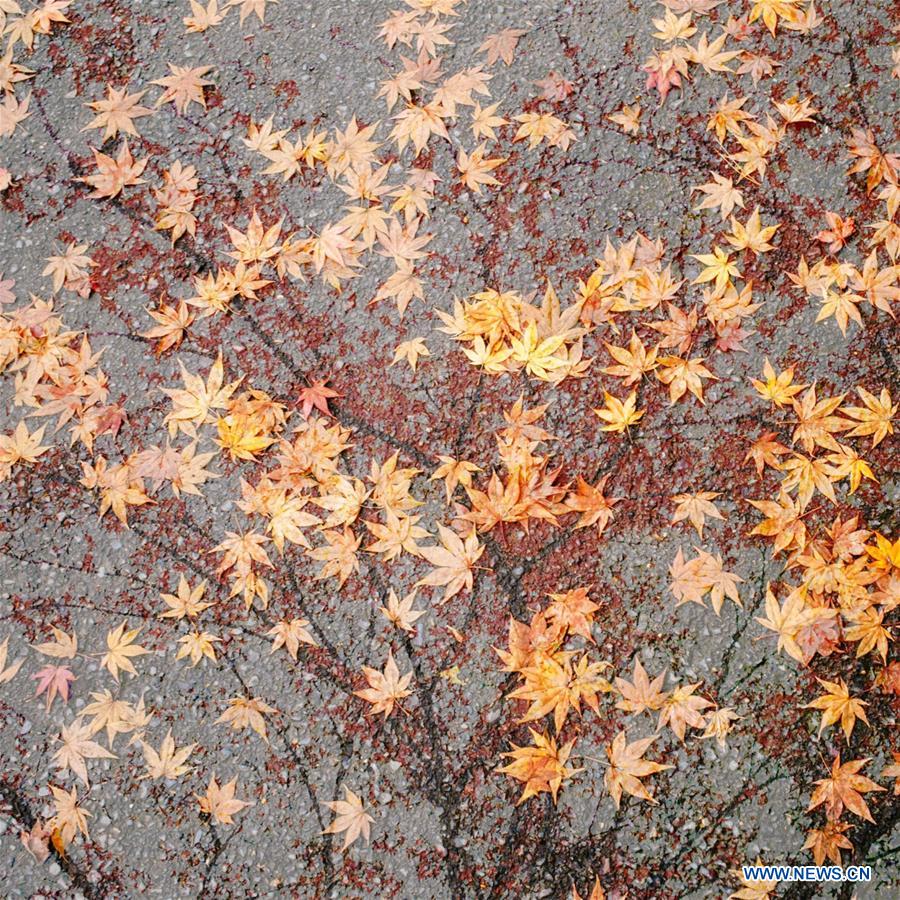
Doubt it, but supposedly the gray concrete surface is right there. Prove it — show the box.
[0,1,898,898]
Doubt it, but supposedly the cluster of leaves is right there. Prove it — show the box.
[1,617,258,857]
[787,129,898,334]
[0,0,898,895]
[497,591,744,813]
[745,362,898,866]
[0,300,125,479]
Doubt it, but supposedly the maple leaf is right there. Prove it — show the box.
[808,754,885,823]
[775,95,818,125]
[196,773,253,825]
[737,51,781,84]
[817,289,864,335]
[689,31,740,74]
[816,211,855,254]
[378,9,419,49]
[643,54,683,104]
[142,299,194,354]
[162,352,241,437]
[32,626,77,660]
[267,617,318,658]
[842,606,891,663]
[804,678,869,741]
[225,209,282,265]
[53,718,116,785]
[81,690,138,747]
[433,67,492,116]
[131,441,218,498]
[657,682,713,741]
[669,547,712,607]
[755,586,837,664]
[379,588,427,633]
[417,524,483,603]
[159,575,213,620]
[479,28,527,66]
[391,336,430,371]
[390,101,450,156]
[410,16,453,57]
[693,173,745,221]
[791,384,850,454]
[184,0,225,32]
[0,421,50,479]
[78,140,148,200]
[692,246,740,294]
[326,117,381,177]
[377,216,433,267]
[510,655,579,733]
[457,143,505,193]
[846,126,900,195]
[866,532,900,572]
[100,622,150,681]
[614,657,668,714]
[83,84,152,141]
[653,9,697,42]
[0,91,30,138]
[355,650,413,717]
[0,272,14,304]
[604,731,672,808]
[0,636,23,684]
[843,386,895,447]
[593,390,644,432]
[701,706,741,748]
[32,664,76,710]
[608,103,641,135]
[41,242,96,294]
[470,101,508,141]
[365,510,430,561]
[313,476,369,528]
[297,379,340,418]
[216,696,277,743]
[321,786,374,850]
[229,0,278,24]
[544,586,599,643]
[176,630,221,666]
[372,262,425,317]
[19,820,49,864]
[48,784,90,849]
[729,857,778,900]
[514,112,577,151]
[749,492,807,555]
[431,455,480,504]
[671,491,723,538]
[803,821,854,867]
[309,526,362,585]
[141,729,196,780]
[216,412,277,461]
[603,331,658,385]
[751,358,806,407]
[747,0,803,36]
[656,355,717,404]
[725,207,780,255]
[571,877,606,900]
[564,475,619,536]
[508,321,567,380]
[707,93,753,143]
[497,729,581,805]
[152,64,214,114]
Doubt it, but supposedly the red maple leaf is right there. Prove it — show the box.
[297,379,341,418]
[32,665,76,710]
[644,65,682,104]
